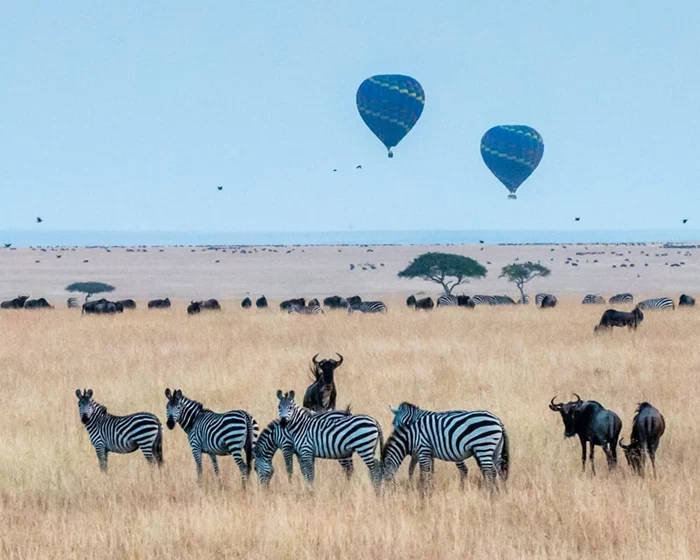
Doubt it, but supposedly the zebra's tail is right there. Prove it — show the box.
[153,424,164,466]
[375,420,385,481]
[244,414,258,474]
[497,425,510,482]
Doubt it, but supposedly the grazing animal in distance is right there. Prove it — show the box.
[619,402,665,477]
[83,299,121,315]
[280,298,305,311]
[437,294,475,308]
[23,297,53,309]
[539,294,557,308]
[594,307,643,332]
[679,294,695,307]
[413,297,434,310]
[187,301,201,315]
[346,296,362,307]
[1,295,29,309]
[67,297,79,309]
[406,295,417,307]
[256,295,268,308]
[636,297,674,310]
[148,298,171,309]
[582,294,605,305]
[549,394,622,474]
[608,293,633,304]
[117,299,136,310]
[241,297,252,308]
[348,301,387,314]
[457,295,475,308]
[164,388,258,486]
[323,295,348,309]
[75,389,163,472]
[303,353,343,412]
[198,299,221,311]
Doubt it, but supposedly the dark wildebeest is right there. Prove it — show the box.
[346,296,362,307]
[199,299,221,311]
[323,295,348,309]
[413,297,434,310]
[280,298,305,311]
[241,297,252,308]
[594,307,643,333]
[187,301,201,315]
[406,295,416,307]
[540,294,558,309]
[256,296,268,309]
[679,294,695,307]
[117,299,136,310]
[457,295,475,308]
[619,402,665,477]
[549,394,622,474]
[1,295,29,309]
[24,298,53,309]
[82,299,121,314]
[303,353,343,412]
[148,298,171,309]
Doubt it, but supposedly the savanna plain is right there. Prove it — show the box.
[2,298,699,559]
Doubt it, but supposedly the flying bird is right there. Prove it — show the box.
[356,165,362,170]
[683,218,688,224]
[575,217,580,222]
[3,243,11,248]
[36,217,43,223]
[333,169,337,173]
[217,185,223,191]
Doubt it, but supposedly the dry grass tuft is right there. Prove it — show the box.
[1,303,698,559]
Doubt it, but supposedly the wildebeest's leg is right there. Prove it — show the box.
[209,454,220,477]
[648,442,658,478]
[589,444,596,475]
[603,444,615,470]
[579,436,587,473]
[230,448,250,487]
[456,461,469,489]
[338,457,354,479]
[96,446,108,473]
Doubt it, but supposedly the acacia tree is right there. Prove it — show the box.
[499,262,551,303]
[66,281,116,302]
[398,252,487,295]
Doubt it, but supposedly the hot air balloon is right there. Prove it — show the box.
[480,125,544,199]
[356,75,424,158]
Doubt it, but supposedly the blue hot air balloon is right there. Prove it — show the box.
[356,75,425,158]
[480,125,544,199]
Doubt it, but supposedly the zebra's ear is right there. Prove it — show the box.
[174,389,182,399]
[165,388,172,399]
[389,406,399,415]
[276,390,283,400]
[75,389,82,398]
[289,390,295,400]
[86,389,93,399]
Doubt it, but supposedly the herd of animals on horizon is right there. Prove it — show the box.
[73,351,666,493]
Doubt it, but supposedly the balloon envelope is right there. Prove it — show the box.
[480,125,544,198]
[356,75,425,157]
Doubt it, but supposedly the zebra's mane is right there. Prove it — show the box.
[92,402,108,416]
[399,401,420,412]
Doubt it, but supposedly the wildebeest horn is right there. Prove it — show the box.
[619,438,629,449]
[573,393,582,404]
[312,353,320,365]
[335,353,343,367]
[549,396,562,410]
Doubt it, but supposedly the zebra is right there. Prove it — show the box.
[609,293,633,304]
[472,295,494,305]
[75,389,163,472]
[67,297,79,308]
[276,390,383,488]
[582,294,605,305]
[473,295,516,306]
[253,415,354,487]
[288,301,323,314]
[437,294,458,307]
[164,388,258,485]
[637,297,675,310]
[348,301,387,314]
[535,293,553,306]
[387,402,509,487]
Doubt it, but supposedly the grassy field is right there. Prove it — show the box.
[1,302,698,559]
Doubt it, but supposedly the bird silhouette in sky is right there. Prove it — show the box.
[36,217,43,223]
[479,239,484,244]
[356,165,362,170]
[682,218,688,224]
[4,243,11,248]
[333,169,337,172]
[575,217,581,222]
[217,185,223,191]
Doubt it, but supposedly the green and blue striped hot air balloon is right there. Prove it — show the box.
[480,125,544,199]
[356,75,425,158]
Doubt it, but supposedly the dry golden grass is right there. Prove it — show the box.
[1,302,698,559]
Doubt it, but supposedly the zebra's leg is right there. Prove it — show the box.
[339,457,354,480]
[231,448,250,488]
[95,447,108,473]
[417,451,433,495]
[456,461,469,489]
[191,447,204,482]
[282,448,295,482]
[298,453,315,485]
[408,455,418,480]
[209,454,220,477]
[356,448,381,489]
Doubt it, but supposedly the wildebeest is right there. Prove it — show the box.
[82,299,122,314]
[619,402,665,477]
[1,295,29,309]
[594,307,643,332]
[241,297,252,308]
[117,299,136,310]
[539,294,557,308]
[199,299,221,310]
[549,394,622,474]
[148,298,171,309]
[323,295,349,309]
[679,294,695,307]
[303,353,343,412]
[406,295,416,307]
[280,298,305,311]
[24,298,53,309]
[187,301,201,315]
[413,297,434,310]
[346,296,362,307]
[256,296,268,308]
[456,295,475,308]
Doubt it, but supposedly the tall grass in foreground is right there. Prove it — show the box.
[1,303,698,559]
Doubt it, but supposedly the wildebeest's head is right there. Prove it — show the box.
[164,388,183,429]
[632,306,644,320]
[75,389,95,424]
[549,394,584,437]
[619,438,643,474]
[310,353,343,385]
[276,390,296,427]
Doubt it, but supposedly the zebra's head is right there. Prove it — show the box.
[277,390,296,427]
[75,389,95,424]
[164,388,183,430]
[389,402,420,429]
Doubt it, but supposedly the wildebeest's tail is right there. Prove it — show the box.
[244,414,259,473]
[497,424,510,482]
[153,423,164,465]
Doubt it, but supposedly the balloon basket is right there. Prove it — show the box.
[507,194,517,200]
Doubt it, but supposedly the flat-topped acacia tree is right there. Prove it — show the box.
[66,281,116,302]
[398,252,487,295]
[500,262,551,304]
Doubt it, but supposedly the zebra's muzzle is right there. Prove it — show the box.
[80,414,88,424]
[279,417,288,428]
[166,417,176,430]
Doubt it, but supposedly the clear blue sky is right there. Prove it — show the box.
[1,2,699,234]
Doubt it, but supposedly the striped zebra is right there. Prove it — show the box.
[75,389,163,472]
[348,301,387,314]
[164,389,258,485]
[582,294,605,305]
[254,416,354,487]
[535,293,553,306]
[609,293,633,304]
[637,297,675,310]
[472,295,494,305]
[276,390,383,488]
[288,302,323,315]
[473,295,517,306]
[437,294,458,307]
[387,402,509,487]
[67,297,79,308]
